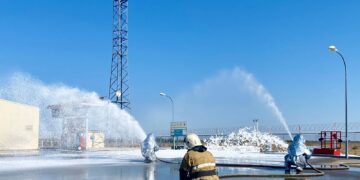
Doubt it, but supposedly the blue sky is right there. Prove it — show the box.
[0,0,359,133]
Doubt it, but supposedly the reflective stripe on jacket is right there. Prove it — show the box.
[180,146,219,180]
[192,163,216,171]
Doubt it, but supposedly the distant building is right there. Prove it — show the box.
[0,99,39,150]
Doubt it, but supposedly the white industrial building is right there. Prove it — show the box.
[0,99,39,150]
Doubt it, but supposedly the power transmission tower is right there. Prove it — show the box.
[109,0,130,110]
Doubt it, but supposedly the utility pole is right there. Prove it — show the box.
[253,119,259,132]
[109,0,130,110]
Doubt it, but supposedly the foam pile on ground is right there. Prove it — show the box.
[204,128,288,152]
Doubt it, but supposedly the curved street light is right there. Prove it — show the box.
[160,92,174,122]
[328,45,348,158]
[160,92,176,149]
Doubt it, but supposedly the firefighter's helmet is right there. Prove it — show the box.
[184,133,202,149]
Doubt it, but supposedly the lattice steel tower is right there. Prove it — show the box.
[109,0,130,110]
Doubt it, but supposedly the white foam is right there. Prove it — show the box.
[204,127,288,152]
[155,149,286,165]
[0,149,293,173]
[0,150,144,173]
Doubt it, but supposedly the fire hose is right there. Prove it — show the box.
[157,158,349,178]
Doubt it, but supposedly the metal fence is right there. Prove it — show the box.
[39,122,360,149]
[270,132,360,141]
[155,122,360,141]
[39,138,141,149]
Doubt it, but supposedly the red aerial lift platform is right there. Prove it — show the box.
[313,131,342,156]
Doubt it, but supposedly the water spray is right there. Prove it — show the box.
[237,68,293,140]
[0,72,146,143]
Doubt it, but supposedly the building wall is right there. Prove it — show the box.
[87,131,105,149]
[0,99,39,150]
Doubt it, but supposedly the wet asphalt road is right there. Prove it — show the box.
[0,161,359,180]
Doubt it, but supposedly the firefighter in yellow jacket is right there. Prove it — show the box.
[179,133,219,180]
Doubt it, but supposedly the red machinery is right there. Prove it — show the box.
[313,131,342,156]
[79,133,86,151]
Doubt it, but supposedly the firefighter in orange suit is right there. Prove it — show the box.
[179,133,219,180]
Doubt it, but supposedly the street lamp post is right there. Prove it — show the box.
[160,92,175,149]
[160,92,174,122]
[328,45,349,159]
[253,119,259,132]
